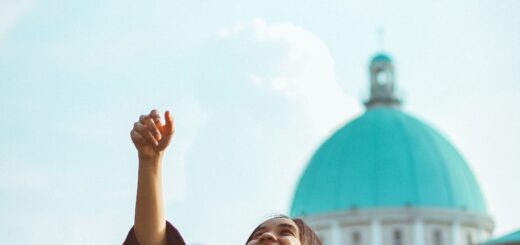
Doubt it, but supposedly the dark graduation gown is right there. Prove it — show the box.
[123,221,186,245]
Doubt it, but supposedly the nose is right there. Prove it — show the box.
[258,231,277,242]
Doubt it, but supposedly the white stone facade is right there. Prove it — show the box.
[300,208,494,245]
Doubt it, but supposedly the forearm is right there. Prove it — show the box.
[134,154,167,245]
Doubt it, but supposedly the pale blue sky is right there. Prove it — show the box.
[0,0,519,244]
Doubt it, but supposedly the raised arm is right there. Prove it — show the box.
[130,109,174,245]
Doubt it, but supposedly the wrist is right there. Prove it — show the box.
[138,152,164,170]
[138,151,164,161]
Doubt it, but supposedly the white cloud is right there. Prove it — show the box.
[218,19,362,138]
[0,0,35,44]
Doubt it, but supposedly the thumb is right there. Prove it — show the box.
[164,110,174,136]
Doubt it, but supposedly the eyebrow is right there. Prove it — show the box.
[253,227,267,236]
[253,222,299,237]
[278,223,298,230]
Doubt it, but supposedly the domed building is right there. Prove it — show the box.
[290,53,494,245]
[485,230,520,245]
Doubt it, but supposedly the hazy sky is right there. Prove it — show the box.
[0,0,519,244]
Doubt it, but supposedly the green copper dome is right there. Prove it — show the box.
[371,53,392,63]
[291,107,487,216]
[485,230,520,244]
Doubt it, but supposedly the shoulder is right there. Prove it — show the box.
[123,221,186,245]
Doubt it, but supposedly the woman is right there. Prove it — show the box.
[123,110,322,245]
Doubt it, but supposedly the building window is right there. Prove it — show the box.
[376,71,389,85]
[352,231,361,245]
[433,230,443,245]
[393,230,403,245]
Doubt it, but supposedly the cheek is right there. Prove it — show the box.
[280,237,301,245]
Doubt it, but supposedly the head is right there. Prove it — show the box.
[246,215,322,245]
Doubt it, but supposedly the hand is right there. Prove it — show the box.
[130,109,174,160]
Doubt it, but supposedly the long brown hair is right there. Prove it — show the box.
[245,215,322,245]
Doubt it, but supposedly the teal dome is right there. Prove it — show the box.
[485,230,520,244]
[291,108,487,216]
[371,53,392,63]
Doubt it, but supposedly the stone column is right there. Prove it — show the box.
[331,221,342,245]
[451,220,460,245]
[371,218,382,245]
[414,217,424,245]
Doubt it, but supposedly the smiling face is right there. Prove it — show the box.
[246,218,301,245]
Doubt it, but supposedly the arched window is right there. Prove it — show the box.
[376,70,389,85]
[433,230,443,245]
[393,230,403,245]
[352,231,361,245]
